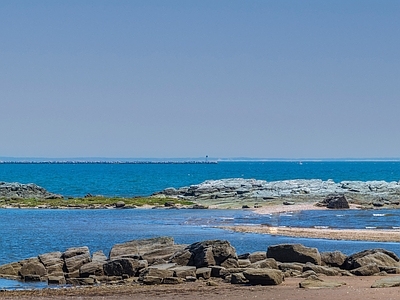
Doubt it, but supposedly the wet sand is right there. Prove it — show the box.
[219,202,400,242]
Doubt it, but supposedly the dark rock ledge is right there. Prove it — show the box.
[1,237,400,289]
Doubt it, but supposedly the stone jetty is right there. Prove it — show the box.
[154,178,400,208]
[1,237,400,289]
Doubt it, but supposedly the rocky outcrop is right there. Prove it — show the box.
[343,249,400,270]
[267,244,321,265]
[171,240,238,268]
[1,238,400,289]
[0,182,62,200]
[109,237,184,263]
[153,178,400,208]
[317,194,350,209]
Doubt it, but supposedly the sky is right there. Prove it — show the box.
[1,0,399,159]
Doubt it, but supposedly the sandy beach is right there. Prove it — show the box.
[1,276,400,300]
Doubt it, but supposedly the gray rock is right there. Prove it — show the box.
[79,261,105,277]
[66,277,95,285]
[19,258,47,281]
[171,266,196,278]
[267,244,321,265]
[103,258,140,277]
[318,194,350,209]
[231,272,248,284]
[321,251,347,268]
[63,247,91,273]
[248,251,267,263]
[303,262,340,276]
[48,276,66,285]
[0,182,62,199]
[196,267,212,279]
[163,277,184,284]
[299,275,344,289]
[372,276,400,288]
[249,258,278,269]
[351,264,380,276]
[343,249,400,270]
[109,237,176,260]
[185,240,238,268]
[243,268,284,285]
[142,275,163,285]
[279,262,305,272]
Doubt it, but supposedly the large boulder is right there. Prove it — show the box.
[318,194,350,209]
[19,258,47,281]
[173,240,238,268]
[267,244,321,265]
[0,262,22,278]
[103,258,141,277]
[243,268,284,285]
[321,251,347,268]
[38,251,64,276]
[343,249,400,270]
[109,237,184,263]
[63,246,91,273]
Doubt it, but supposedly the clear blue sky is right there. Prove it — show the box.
[1,0,399,159]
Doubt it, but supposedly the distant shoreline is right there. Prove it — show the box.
[0,161,217,165]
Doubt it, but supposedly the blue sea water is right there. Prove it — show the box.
[1,161,400,289]
[0,161,400,197]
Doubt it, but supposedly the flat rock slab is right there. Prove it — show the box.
[371,276,400,288]
[299,277,345,289]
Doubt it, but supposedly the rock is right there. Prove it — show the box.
[267,244,321,265]
[115,201,125,208]
[210,266,226,278]
[142,275,163,285]
[19,258,47,281]
[303,262,340,276]
[92,250,107,262]
[48,276,66,285]
[169,249,192,266]
[231,272,248,284]
[66,277,95,285]
[372,276,400,288]
[299,275,344,289]
[351,264,380,276]
[243,268,284,285]
[196,267,212,279]
[249,258,278,269]
[140,263,176,279]
[279,262,305,272]
[238,259,251,267]
[321,251,347,268]
[0,262,21,278]
[79,261,105,277]
[103,258,140,277]
[63,247,91,273]
[38,252,64,276]
[183,240,238,268]
[163,277,184,284]
[109,237,178,261]
[0,182,63,199]
[343,249,400,270]
[248,251,267,263]
[318,194,350,209]
[171,266,196,278]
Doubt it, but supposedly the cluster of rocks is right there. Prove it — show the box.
[0,182,62,200]
[154,178,400,208]
[1,237,400,289]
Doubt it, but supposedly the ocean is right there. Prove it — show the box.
[1,161,400,289]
